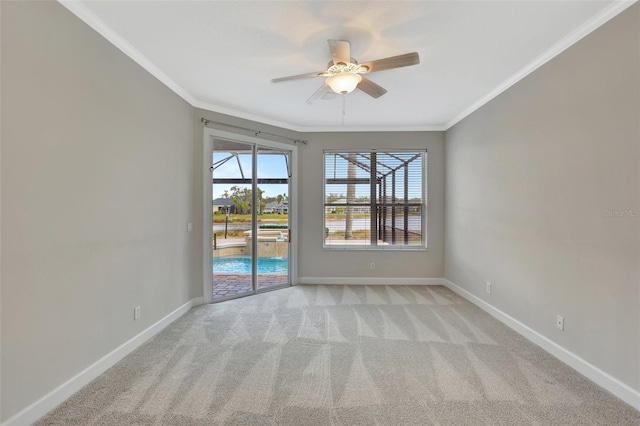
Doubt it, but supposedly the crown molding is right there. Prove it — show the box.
[58,0,198,106]
[191,100,308,132]
[444,0,638,130]
[59,0,636,133]
[296,125,448,132]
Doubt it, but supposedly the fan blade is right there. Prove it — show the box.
[328,39,351,65]
[357,77,387,99]
[272,71,327,83]
[358,52,420,74]
[306,83,332,105]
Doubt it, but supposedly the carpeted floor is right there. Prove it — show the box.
[37,285,639,425]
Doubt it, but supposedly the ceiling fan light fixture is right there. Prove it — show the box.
[326,73,362,94]
[272,40,419,104]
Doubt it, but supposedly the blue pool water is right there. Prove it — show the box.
[213,255,288,274]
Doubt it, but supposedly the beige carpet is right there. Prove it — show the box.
[37,285,639,425]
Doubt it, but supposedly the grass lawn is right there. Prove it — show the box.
[213,213,289,223]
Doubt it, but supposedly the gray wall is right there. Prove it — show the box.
[444,4,639,392]
[1,1,196,421]
[298,132,445,280]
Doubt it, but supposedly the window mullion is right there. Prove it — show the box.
[370,152,377,246]
[404,163,409,245]
[392,171,396,245]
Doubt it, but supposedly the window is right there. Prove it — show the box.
[323,150,426,249]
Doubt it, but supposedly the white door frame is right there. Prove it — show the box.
[202,127,298,304]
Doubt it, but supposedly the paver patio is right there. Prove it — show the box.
[212,273,288,299]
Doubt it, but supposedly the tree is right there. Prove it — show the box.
[225,186,263,215]
[229,186,250,214]
[326,193,344,203]
[257,188,264,214]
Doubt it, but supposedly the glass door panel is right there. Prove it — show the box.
[211,140,254,301]
[256,147,291,291]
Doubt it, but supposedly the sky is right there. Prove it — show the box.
[324,152,424,200]
[212,151,424,201]
[212,151,289,199]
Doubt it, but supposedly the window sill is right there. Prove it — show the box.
[323,244,428,252]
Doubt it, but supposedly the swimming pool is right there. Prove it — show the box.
[213,255,288,274]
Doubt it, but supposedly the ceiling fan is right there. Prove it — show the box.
[271,40,420,104]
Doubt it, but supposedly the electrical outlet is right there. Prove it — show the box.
[370,262,376,270]
[556,315,564,331]
[134,306,141,320]
[486,282,491,294]
[187,222,193,232]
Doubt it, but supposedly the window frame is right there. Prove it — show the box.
[322,149,428,251]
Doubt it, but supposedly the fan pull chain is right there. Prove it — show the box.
[342,94,346,126]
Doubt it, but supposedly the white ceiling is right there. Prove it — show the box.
[61,1,632,132]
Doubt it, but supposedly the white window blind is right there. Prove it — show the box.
[323,150,426,249]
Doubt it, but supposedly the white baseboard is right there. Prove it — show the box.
[3,297,204,426]
[443,279,640,411]
[297,277,445,286]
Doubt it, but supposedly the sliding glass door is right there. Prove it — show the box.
[211,140,255,300]
[256,147,290,291]
[211,139,291,302]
